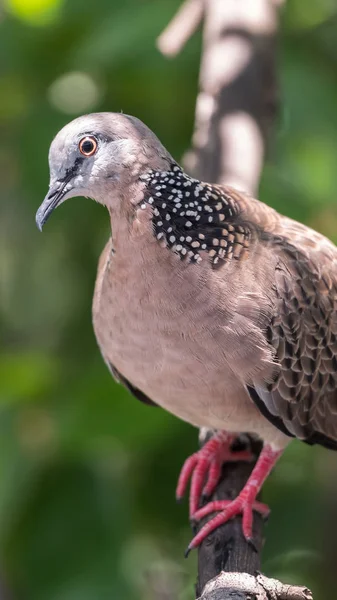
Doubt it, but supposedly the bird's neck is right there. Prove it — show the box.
[139,165,250,266]
[107,177,157,264]
[107,164,251,268]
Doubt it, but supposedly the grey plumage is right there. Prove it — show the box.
[36,112,337,456]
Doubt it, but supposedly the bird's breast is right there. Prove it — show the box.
[92,236,275,437]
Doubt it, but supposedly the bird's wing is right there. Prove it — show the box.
[230,187,337,448]
[105,360,158,407]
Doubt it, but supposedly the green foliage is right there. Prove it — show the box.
[1,0,337,597]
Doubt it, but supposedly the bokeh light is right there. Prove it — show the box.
[47,72,102,114]
[6,0,64,25]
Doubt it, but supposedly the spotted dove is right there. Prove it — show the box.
[36,113,337,551]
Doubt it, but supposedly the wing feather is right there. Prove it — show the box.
[237,195,337,449]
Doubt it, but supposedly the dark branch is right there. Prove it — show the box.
[195,438,263,598]
[158,0,312,598]
[182,0,281,593]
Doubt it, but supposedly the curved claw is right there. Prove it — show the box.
[185,444,282,554]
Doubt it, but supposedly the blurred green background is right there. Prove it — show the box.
[1,0,337,598]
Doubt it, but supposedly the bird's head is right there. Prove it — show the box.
[36,112,173,230]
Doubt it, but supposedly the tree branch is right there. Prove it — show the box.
[183,0,280,195]
[195,434,264,598]
[157,0,204,57]
[159,0,313,598]
[198,572,313,600]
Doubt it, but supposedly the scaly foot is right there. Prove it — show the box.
[176,432,253,517]
[185,444,282,554]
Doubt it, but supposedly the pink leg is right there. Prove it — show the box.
[176,432,253,517]
[186,444,282,554]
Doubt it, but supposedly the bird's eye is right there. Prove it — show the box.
[79,136,98,157]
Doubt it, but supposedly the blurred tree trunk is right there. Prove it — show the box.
[158,1,313,599]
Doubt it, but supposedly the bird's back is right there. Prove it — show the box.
[232,186,337,448]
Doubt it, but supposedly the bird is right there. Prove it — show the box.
[36,112,337,553]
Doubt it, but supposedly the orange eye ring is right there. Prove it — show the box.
[79,136,98,157]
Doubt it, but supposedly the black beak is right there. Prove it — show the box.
[35,178,71,231]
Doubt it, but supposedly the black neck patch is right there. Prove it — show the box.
[140,165,251,267]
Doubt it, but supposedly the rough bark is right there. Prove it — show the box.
[194,436,264,597]
[158,1,312,599]
[198,573,313,600]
